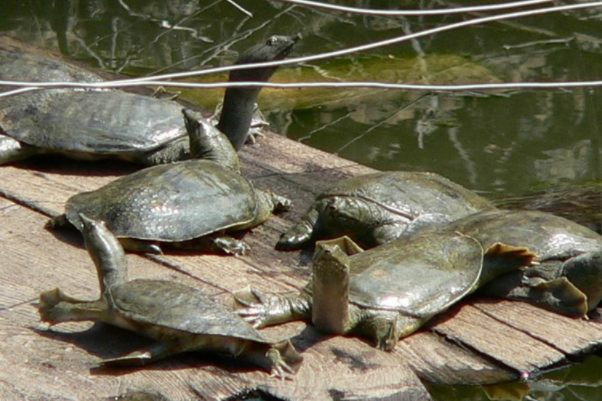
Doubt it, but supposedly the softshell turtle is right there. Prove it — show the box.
[447,210,602,318]
[276,171,496,250]
[38,214,302,377]
[49,109,291,255]
[0,34,300,165]
[236,230,535,350]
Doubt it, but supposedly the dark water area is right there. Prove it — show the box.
[2,0,602,400]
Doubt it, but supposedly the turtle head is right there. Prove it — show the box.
[311,240,353,334]
[79,214,128,295]
[182,109,240,170]
[319,197,381,247]
[230,33,301,83]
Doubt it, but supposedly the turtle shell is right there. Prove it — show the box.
[0,38,186,157]
[346,231,484,317]
[110,279,271,343]
[448,210,602,261]
[0,89,186,156]
[64,160,257,241]
[0,38,103,85]
[319,171,495,220]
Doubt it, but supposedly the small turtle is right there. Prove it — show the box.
[39,214,303,378]
[49,109,291,255]
[449,210,602,318]
[0,34,300,165]
[276,171,496,250]
[236,231,535,350]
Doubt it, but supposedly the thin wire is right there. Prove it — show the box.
[0,86,40,96]
[2,80,602,100]
[271,0,558,16]
[0,2,600,90]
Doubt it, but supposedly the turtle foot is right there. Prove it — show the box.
[266,340,303,380]
[212,236,250,256]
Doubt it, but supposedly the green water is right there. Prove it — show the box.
[2,0,602,399]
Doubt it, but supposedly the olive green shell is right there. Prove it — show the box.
[64,160,258,241]
[448,210,602,259]
[110,279,271,343]
[344,232,484,317]
[0,90,187,155]
[0,40,187,156]
[319,171,495,220]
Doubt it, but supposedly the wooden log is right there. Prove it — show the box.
[1,35,602,400]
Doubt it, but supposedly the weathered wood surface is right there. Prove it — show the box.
[1,37,602,401]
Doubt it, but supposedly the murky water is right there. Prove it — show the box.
[2,0,602,399]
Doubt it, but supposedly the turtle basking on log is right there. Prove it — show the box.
[238,209,602,350]
[451,210,602,318]
[0,34,300,165]
[39,214,303,378]
[49,109,290,255]
[276,171,496,251]
[237,225,536,350]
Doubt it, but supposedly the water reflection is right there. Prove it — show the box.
[1,1,602,400]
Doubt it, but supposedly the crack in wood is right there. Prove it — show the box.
[0,296,38,312]
[429,327,522,380]
[474,303,574,357]
[0,188,57,218]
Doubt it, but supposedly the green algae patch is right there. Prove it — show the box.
[177,53,500,111]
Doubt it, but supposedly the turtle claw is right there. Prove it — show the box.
[266,340,302,380]
[232,286,293,328]
[213,237,250,256]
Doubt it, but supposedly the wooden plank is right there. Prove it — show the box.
[394,332,515,385]
[474,300,602,356]
[429,301,567,374]
[0,199,434,401]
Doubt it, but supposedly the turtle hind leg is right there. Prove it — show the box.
[248,340,303,380]
[134,136,190,166]
[562,250,602,312]
[480,272,589,318]
[99,340,182,367]
[38,288,106,324]
[0,135,43,165]
[119,238,163,254]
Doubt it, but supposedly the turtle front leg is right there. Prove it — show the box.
[276,205,321,250]
[0,134,43,165]
[233,286,312,328]
[362,311,428,351]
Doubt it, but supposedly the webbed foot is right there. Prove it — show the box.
[266,340,303,380]
[233,286,275,328]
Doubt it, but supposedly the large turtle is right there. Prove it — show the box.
[0,34,300,165]
[448,210,602,318]
[276,171,497,250]
[49,109,291,255]
[236,229,535,350]
[39,214,303,378]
